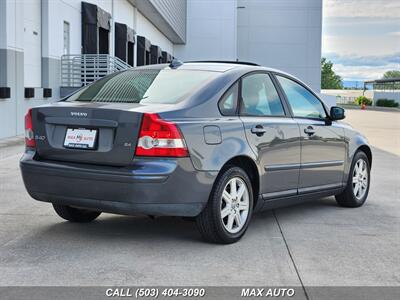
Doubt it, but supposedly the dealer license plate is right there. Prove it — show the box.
[64,128,97,149]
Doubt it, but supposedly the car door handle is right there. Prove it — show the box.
[304,126,316,136]
[251,125,266,136]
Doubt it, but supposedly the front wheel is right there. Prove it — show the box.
[336,151,370,207]
[196,166,253,244]
[52,204,101,222]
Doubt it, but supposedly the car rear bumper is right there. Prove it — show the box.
[20,151,216,217]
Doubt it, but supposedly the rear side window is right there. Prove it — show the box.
[218,83,238,115]
[277,75,326,119]
[240,73,285,116]
[67,69,219,104]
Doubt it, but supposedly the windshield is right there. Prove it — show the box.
[67,69,219,104]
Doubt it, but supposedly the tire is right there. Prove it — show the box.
[181,217,196,222]
[336,151,370,208]
[52,204,101,222]
[196,166,254,244]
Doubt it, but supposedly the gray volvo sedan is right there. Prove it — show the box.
[20,61,372,244]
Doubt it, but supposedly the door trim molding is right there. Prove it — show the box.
[262,189,297,199]
[300,160,344,169]
[264,163,300,171]
[265,160,343,172]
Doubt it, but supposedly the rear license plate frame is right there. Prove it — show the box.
[63,128,98,150]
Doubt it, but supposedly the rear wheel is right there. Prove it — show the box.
[52,204,101,222]
[196,166,253,244]
[336,151,370,207]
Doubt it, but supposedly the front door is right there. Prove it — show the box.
[239,73,301,198]
[275,75,346,193]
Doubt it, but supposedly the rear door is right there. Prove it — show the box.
[275,75,346,192]
[239,73,301,198]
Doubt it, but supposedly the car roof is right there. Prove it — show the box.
[133,62,239,72]
[134,61,289,74]
[178,62,301,83]
[131,61,308,89]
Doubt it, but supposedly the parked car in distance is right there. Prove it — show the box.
[20,61,372,244]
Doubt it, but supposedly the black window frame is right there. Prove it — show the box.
[217,71,291,118]
[272,72,330,121]
[238,71,290,118]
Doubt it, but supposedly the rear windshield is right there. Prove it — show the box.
[67,69,219,104]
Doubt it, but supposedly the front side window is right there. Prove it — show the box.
[240,73,285,116]
[67,69,219,104]
[277,76,326,119]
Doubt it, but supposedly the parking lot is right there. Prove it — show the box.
[0,109,399,289]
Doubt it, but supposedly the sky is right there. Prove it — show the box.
[322,0,400,82]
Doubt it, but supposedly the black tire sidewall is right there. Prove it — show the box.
[53,204,101,222]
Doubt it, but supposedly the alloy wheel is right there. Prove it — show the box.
[220,177,250,234]
[352,158,368,200]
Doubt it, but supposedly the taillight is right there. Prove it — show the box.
[25,108,36,148]
[135,113,188,157]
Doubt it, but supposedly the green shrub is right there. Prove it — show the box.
[376,99,399,107]
[355,96,373,106]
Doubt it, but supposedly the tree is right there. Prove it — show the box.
[382,70,400,79]
[321,57,343,89]
[381,70,400,90]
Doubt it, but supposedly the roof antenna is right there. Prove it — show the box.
[169,58,183,69]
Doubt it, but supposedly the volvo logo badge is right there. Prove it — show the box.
[70,112,88,117]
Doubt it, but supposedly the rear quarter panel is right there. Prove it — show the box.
[174,117,256,172]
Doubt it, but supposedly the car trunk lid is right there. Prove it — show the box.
[32,102,142,166]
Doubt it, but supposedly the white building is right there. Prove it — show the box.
[0,0,323,139]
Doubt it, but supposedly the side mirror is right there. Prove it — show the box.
[330,106,345,121]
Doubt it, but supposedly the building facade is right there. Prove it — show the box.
[0,0,322,139]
